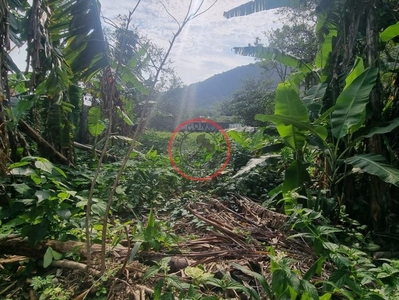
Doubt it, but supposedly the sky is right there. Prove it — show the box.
[99,0,283,85]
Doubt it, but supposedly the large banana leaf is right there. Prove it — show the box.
[344,57,364,90]
[223,0,298,19]
[380,21,399,42]
[345,154,399,187]
[233,46,312,75]
[331,67,379,139]
[255,114,328,143]
[271,82,309,150]
[360,118,399,139]
[282,160,310,196]
[88,106,106,137]
[314,1,340,77]
[303,83,328,116]
[50,0,108,80]
[314,28,337,71]
[275,82,308,120]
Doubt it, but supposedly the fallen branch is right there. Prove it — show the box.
[73,141,117,161]
[18,119,73,166]
[0,255,28,264]
[0,237,128,260]
[51,259,102,277]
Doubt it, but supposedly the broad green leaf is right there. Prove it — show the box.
[9,161,30,168]
[130,76,149,95]
[380,21,399,42]
[116,106,134,126]
[271,269,286,294]
[153,278,164,300]
[53,166,67,178]
[315,29,337,70]
[255,114,327,147]
[273,82,309,150]
[56,209,72,220]
[61,0,108,80]
[228,130,250,148]
[92,201,107,216]
[35,160,53,173]
[319,293,332,300]
[300,280,319,300]
[344,57,364,89]
[11,183,31,194]
[275,82,308,120]
[278,125,306,150]
[249,128,266,150]
[35,190,50,203]
[52,249,63,260]
[43,247,54,268]
[88,106,106,137]
[185,266,213,282]
[57,192,70,200]
[360,118,399,138]
[331,67,379,139]
[282,161,310,196]
[286,71,307,87]
[115,185,127,195]
[30,173,42,185]
[303,83,328,103]
[328,268,350,287]
[345,154,399,187]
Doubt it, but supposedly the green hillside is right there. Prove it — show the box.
[169,63,282,109]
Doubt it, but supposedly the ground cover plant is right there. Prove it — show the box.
[1,0,399,299]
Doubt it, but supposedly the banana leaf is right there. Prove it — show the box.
[223,0,297,19]
[345,154,399,187]
[88,106,106,137]
[266,82,310,150]
[331,67,379,139]
[380,21,399,42]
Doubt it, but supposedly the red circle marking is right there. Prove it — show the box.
[168,118,231,181]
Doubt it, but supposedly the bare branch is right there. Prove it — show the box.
[189,0,218,21]
[130,0,143,16]
[183,0,194,22]
[159,0,180,27]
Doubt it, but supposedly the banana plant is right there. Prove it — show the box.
[256,56,399,206]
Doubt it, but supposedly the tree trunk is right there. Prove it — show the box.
[366,0,388,230]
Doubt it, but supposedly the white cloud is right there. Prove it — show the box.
[100,0,283,84]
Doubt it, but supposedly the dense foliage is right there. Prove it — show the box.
[1,0,399,299]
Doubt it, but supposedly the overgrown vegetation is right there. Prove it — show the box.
[1,0,399,299]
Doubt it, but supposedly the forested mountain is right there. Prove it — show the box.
[170,62,282,109]
[150,63,282,131]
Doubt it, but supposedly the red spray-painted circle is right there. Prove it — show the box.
[168,118,231,181]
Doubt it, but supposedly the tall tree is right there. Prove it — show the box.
[223,78,275,126]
